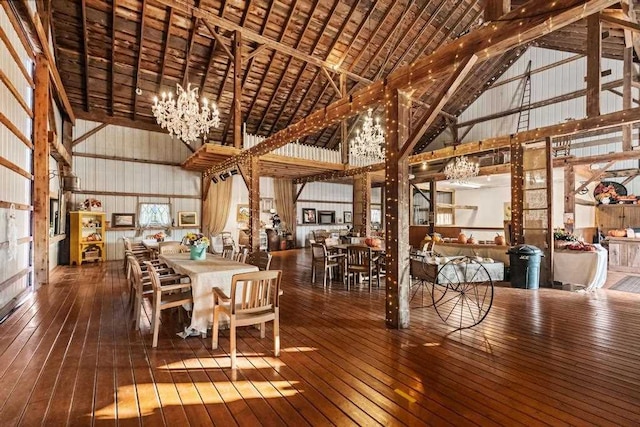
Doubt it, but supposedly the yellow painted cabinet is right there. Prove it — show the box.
[70,211,106,265]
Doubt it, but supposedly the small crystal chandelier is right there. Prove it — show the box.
[350,108,385,161]
[152,82,220,143]
[444,156,480,183]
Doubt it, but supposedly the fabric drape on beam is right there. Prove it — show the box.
[274,178,295,233]
[203,179,232,239]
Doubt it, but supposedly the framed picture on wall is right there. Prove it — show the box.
[344,211,352,224]
[260,198,274,213]
[178,211,198,227]
[302,208,316,224]
[237,204,250,222]
[112,213,136,228]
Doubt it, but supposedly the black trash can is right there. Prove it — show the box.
[507,245,543,289]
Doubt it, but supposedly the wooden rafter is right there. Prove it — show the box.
[182,1,201,87]
[155,0,371,85]
[157,6,174,94]
[204,0,619,178]
[81,0,90,112]
[484,0,511,21]
[72,123,108,147]
[202,20,232,59]
[111,0,117,116]
[267,0,340,133]
[132,0,147,121]
[245,44,266,61]
[572,160,615,194]
[586,13,602,117]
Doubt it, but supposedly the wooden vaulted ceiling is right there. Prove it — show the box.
[51,0,634,154]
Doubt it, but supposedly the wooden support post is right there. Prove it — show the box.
[34,55,50,287]
[384,88,411,329]
[484,0,510,21]
[247,156,260,252]
[233,30,242,149]
[564,165,575,233]
[544,137,554,287]
[428,179,436,235]
[586,14,602,117]
[510,137,524,245]
[352,173,371,237]
[623,46,633,151]
[340,73,349,165]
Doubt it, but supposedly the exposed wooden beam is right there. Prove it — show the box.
[81,0,90,112]
[111,0,117,116]
[233,30,242,149]
[201,20,233,58]
[245,43,267,61]
[491,54,584,89]
[182,3,201,87]
[132,0,147,121]
[600,12,640,32]
[322,68,342,98]
[294,183,306,203]
[623,46,633,151]
[484,0,511,21]
[622,172,640,185]
[157,6,174,93]
[34,55,50,287]
[72,152,181,167]
[205,0,619,178]
[156,0,372,85]
[399,55,478,159]
[72,123,109,147]
[572,160,615,194]
[586,13,602,117]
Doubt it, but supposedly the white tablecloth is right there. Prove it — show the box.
[553,246,608,291]
[159,253,258,333]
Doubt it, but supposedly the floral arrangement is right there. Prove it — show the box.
[182,232,209,247]
[553,228,577,241]
[81,198,102,211]
[153,231,165,240]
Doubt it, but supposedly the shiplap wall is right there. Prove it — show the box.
[0,6,34,310]
[71,119,201,260]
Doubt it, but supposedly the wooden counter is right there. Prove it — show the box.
[607,237,640,272]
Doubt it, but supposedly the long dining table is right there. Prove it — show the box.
[159,252,258,335]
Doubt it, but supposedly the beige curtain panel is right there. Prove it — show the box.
[203,179,232,238]
[274,178,295,233]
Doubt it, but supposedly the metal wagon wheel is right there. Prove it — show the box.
[410,254,446,308]
[432,256,494,330]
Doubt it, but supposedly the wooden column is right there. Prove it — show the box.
[233,30,242,149]
[484,0,510,21]
[384,88,411,329]
[510,137,524,245]
[340,73,349,165]
[247,156,261,252]
[623,46,633,151]
[34,55,50,287]
[586,14,601,117]
[564,165,575,233]
[428,179,436,235]
[352,173,371,236]
[544,137,554,287]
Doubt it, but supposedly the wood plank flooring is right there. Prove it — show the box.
[1,249,639,426]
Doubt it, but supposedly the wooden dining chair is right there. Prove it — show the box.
[233,246,249,263]
[222,244,235,259]
[311,243,345,288]
[144,262,193,347]
[246,251,272,271]
[212,270,282,369]
[127,255,184,330]
[123,237,151,274]
[345,245,380,292]
[158,241,186,254]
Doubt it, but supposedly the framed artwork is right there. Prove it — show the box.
[343,211,352,224]
[237,204,250,222]
[302,208,316,224]
[178,211,198,227]
[112,213,136,228]
[260,198,274,213]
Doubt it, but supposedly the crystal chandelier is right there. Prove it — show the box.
[444,156,480,183]
[350,108,385,161]
[152,82,220,143]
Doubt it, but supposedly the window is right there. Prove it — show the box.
[138,203,172,228]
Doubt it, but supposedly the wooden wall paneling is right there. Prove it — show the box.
[586,14,602,117]
[384,88,411,329]
[34,54,50,287]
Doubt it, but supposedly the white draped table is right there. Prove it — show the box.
[159,253,258,334]
[553,245,608,291]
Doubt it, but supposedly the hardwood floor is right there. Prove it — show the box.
[1,249,639,426]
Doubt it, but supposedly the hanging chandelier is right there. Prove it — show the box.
[152,82,220,143]
[444,156,480,183]
[350,108,385,161]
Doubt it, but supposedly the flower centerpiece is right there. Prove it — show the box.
[182,232,209,260]
[553,228,577,249]
[153,231,165,242]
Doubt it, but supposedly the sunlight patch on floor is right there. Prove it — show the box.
[158,356,287,370]
[93,381,300,419]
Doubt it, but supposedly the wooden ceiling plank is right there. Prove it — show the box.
[132,0,147,121]
[81,0,90,112]
[155,0,372,85]
[266,0,340,133]
[243,0,304,134]
[111,0,117,116]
